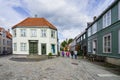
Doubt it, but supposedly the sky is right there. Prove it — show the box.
[0,0,115,43]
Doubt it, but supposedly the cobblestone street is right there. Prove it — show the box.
[0,55,120,80]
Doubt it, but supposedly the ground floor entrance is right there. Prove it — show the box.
[29,40,38,54]
[41,43,46,55]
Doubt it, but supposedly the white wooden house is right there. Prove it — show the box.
[12,17,58,55]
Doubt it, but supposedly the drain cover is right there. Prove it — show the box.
[97,74,118,77]
[71,63,78,65]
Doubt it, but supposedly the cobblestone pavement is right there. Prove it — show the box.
[0,55,120,80]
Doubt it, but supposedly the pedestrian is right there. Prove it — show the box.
[62,51,64,57]
[71,51,74,59]
[74,50,77,59]
[67,51,70,57]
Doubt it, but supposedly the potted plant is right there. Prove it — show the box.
[48,52,52,59]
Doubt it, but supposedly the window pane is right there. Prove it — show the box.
[103,33,111,53]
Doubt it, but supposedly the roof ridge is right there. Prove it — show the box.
[12,17,57,30]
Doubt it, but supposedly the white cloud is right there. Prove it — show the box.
[0,0,115,42]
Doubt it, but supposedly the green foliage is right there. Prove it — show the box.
[68,38,73,44]
[60,38,73,51]
[48,52,52,56]
[77,50,83,56]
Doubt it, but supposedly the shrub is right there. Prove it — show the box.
[48,52,52,58]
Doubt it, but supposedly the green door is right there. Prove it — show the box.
[29,41,38,54]
[41,44,46,55]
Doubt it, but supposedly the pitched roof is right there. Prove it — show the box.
[0,27,12,39]
[12,17,57,30]
[0,27,4,31]
[6,31,12,39]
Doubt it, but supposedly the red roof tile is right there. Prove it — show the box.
[6,31,12,39]
[12,17,57,30]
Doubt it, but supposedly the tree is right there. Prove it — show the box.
[60,38,73,51]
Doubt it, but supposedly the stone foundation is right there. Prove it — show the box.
[106,57,120,66]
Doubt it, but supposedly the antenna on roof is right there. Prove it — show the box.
[35,14,38,18]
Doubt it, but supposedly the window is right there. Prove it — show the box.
[14,43,17,51]
[103,10,111,28]
[13,29,16,37]
[92,23,97,34]
[2,31,6,37]
[41,29,46,37]
[103,33,111,53]
[51,30,55,38]
[88,27,91,37]
[20,29,26,37]
[51,44,55,53]
[20,43,26,51]
[31,29,37,37]
[81,37,82,41]
[83,34,85,39]
[88,40,91,52]
[3,39,5,45]
[7,40,9,45]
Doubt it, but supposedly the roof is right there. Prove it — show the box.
[0,27,4,31]
[0,27,12,39]
[86,0,119,30]
[6,31,12,39]
[12,17,57,30]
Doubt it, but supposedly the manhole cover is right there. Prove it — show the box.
[97,74,118,77]
[71,63,78,65]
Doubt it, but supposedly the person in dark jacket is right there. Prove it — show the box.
[71,51,74,59]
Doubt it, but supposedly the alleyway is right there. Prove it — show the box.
[0,55,119,80]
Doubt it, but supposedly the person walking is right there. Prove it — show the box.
[74,50,77,59]
[71,51,74,59]
[62,51,64,57]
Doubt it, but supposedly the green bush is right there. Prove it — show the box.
[48,52,52,58]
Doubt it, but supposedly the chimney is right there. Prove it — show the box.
[93,16,97,21]
[35,14,38,18]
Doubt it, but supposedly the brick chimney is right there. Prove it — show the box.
[93,16,97,21]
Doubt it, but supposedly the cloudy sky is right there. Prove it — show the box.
[0,0,114,42]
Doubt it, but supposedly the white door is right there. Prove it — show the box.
[93,39,97,54]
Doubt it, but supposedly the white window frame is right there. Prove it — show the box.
[41,29,47,37]
[31,29,37,37]
[20,43,26,51]
[103,10,111,28]
[88,27,91,37]
[14,43,17,51]
[20,29,26,37]
[103,33,112,53]
[92,23,97,34]
[13,29,16,37]
[88,40,91,52]
[51,30,55,38]
[3,39,5,45]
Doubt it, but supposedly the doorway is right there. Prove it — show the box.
[93,39,97,54]
[41,43,46,55]
[29,40,38,54]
